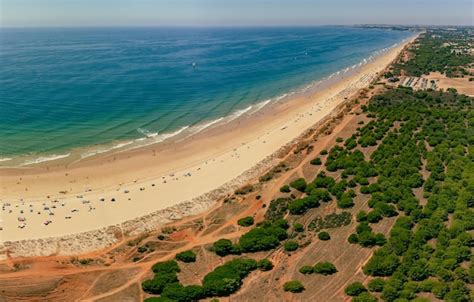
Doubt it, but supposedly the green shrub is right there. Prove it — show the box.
[288,199,308,215]
[337,194,354,208]
[280,185,291,193]
[265,198,290,221]
[367,278,385,292]
[238,219,288,253]
[257,259,274,271]
[367,210,383,223]
[142,260,182,295]
[336,137,344,143]
[294,223,304,232]
[348,234,359,244]
[151,260,181,274]
[283,280,305,293]
[308,211,351,231]
[360,186,371,194]
[318,231,331,241]
[237,216,254,227]
[290,178,307,192]
[363,251,400,276]
[299,265,314,274]
[374,233,386,246]
[357,177,369,185]
[142,273,179,294]
[284,240,299,252]
[352,292,378,302]
[202,258,257,296]
[345,282,367,296]
[313,261,337,275]
[320,149,328,155]
[310,157,322,165]
[308,188,332,202]
[358,232,376,247]
[212,239,237,256]
[356,211,368,222]
[161,284,205,301]
[175,250,197,263]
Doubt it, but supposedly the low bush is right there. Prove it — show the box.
[142,273,179,295]
[284,240,299,252]
[161,284,205,301]
[352,292,378,302]
[238,219,289,253]
[318,231,331,241]
[313,261,337,275]
[212,239,240,257]
[283,280,305,293]
[290,178,307,192]
[367,210,383,223]
[151,260,181,274]
[308,211,352,231]
[337,194,354,208]
[202,258,258,297]
[235,184,254,195]
[345,282,367,296]
[175,250,197,263]
[237,216,254,227]
[280,185,291,193]
[264,198,290,221]
[257,259,274,271]
[348,234,359,244]
[288,196,320,215]
[293,223,304,232]
[356,211,368,222]
[299,265,314,274]
[143,260,182,295]
[367,278,385,292]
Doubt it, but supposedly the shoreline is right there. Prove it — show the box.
[0,39,408,169]
[0,35,417,258]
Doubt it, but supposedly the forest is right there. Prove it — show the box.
[395,29,473,77]
[141,29,473,302]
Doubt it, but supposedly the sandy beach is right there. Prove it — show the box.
[0,37,415,256]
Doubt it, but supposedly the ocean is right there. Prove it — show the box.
[0,26,413,166]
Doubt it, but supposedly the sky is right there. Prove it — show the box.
[1,0,473,27]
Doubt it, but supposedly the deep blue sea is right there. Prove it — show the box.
[0,26,413,165]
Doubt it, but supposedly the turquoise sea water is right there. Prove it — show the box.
[0,26,413,165]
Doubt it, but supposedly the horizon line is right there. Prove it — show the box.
[1,23,473,29]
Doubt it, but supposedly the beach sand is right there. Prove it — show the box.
[0,37,416,257]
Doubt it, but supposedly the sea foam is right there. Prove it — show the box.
[20,153,71,166]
